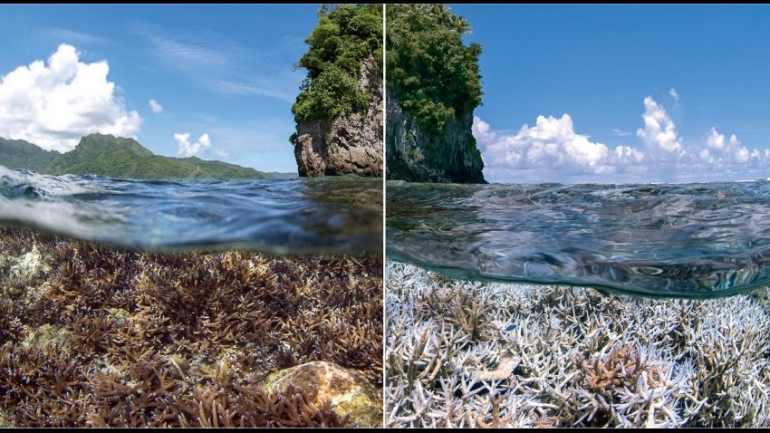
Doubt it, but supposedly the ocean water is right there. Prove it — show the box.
[0,164,384,427]
[387,180,770,298]
[0,165,382,255]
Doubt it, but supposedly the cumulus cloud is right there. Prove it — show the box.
[476,114,648,183]
[669,87,679,103]
[636,96,683,159]
[697,127,750,165]
[475,95,770,184]
[0,43,141,152]
[148,99,163,113]
[174,132,211,157]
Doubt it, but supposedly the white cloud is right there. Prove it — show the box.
[613,128,631,137]
[476,114,634,183]
[148,99,163,113]
[669,87,679,103]
[475,95,770,184]
[0,43,142,152]
[636,96,683,158]
[41,28,111,46]
[145,32,229,69]
[174,132,211,157]
[705,127,728,150]
[214,148,230,159]
[698,127,750,165]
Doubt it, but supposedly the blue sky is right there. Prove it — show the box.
[5,5,770,183]
[450,4,770,184]
[0,4,320,173]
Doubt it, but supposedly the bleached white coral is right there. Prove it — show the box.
[385,261,770,428]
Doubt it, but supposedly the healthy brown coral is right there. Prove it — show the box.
[575,344,665,398]
[0,226,382,427]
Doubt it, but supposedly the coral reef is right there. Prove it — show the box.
[0,226,383,427]
[385,261,770,428]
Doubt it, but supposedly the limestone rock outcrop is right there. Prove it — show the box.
[292,53,383,177]
[386,89,486,184]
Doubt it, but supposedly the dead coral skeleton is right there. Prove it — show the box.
[385,261,770,428]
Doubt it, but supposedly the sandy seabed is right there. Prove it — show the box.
[385,261,770,428]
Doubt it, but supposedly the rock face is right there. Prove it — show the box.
[263,361,382,428]
[386,89,486,184]
[292,53,383,177]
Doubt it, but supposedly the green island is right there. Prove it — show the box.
[291,4,382,124]
[386,4,482,136]
[385,4,486,184]
[0,134,273,180]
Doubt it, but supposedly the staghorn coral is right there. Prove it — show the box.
[385,261,770,428]
[0,226,382,427]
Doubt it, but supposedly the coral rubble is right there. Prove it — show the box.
[385,261,770,428]
[0,226,382,427]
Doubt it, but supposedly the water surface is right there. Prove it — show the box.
[387,180,770,298]
[0,165,382,255]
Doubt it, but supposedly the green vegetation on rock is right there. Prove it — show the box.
[386,4,483,135]
[291,4,383,122]
[0,134,270,180]
[384,4,486,184]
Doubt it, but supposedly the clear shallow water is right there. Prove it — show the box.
[387,180,770,298]
[0,165,382,255]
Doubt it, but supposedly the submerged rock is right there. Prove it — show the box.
[6,243,48,286]
[264,361,382,428]
[292,53,383,178]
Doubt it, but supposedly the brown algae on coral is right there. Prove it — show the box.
[385,261,770,428]
[0,226,383,427]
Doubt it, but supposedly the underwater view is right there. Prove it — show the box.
[0,167,383,427]
[384,181,770,428]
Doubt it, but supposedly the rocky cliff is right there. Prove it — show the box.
[386,90,485,184]
[292,53,383,178]
[385,4,486,184]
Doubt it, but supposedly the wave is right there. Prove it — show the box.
[387,180,770,298]
[0,165,382,255]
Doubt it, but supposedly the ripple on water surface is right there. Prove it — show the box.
[387,180,770,298]
[0,166,382,255]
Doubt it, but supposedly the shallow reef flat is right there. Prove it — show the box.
[0,226,383,427]
[385,261,770,428]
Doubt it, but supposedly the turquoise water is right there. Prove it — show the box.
[0,165,382,255]
[387,180,770,298]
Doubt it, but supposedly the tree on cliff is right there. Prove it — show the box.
[291,4,383,123]
[386,4,483,135]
